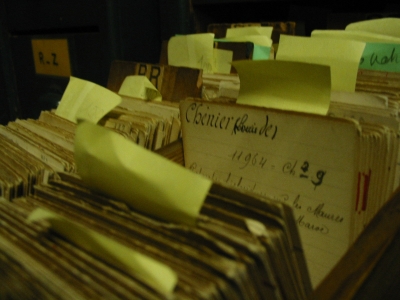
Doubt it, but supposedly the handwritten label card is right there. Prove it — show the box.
[180,99,360,287]
[360,43,400,72]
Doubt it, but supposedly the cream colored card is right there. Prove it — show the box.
[180,99,360,287]
[74,121,212,226]
[116,98,181,144]
[346,18,400,38]
[119,76,162,101]
[276,35,365,92]
[56,76,121,123]
[232,60,331,115]
[330,91,388,109]
[28,208,177,295]
[168,33,215,73]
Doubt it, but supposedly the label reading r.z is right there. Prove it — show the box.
[31,39,71,77]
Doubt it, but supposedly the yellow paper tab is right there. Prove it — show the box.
[56,76,121,123]
[74,121,212,226]
[119,75,162,101]
[346,18,400,38]
[226,26,273,38]
[311,30,400,73]
[28,208,177,295]
[168,33,215,73]
[31,39,71,77]
[232,60,331,115]
[276,35,365,92]
[311,29,400,44]
[213,48,233,74]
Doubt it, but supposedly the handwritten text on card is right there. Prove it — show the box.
[181,99,359,287]
[360,43,400,72]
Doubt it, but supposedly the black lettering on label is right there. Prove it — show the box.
[52,53,58,66]
[185,103,233,130]
[370,48,399,66]
[149,66,161,89]
[39,52,44,64]
[138,64,147,75]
